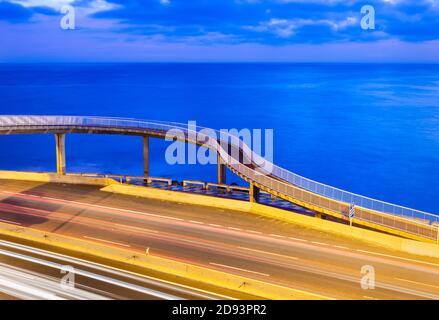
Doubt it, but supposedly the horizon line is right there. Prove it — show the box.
[1,61,439,65]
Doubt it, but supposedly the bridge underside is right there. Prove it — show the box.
[0,125,231,185]
[0,127,168,138]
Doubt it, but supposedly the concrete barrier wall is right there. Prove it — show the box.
[0,171,116,186]
[102,183,253,212]
[102,183,439,259]
[0,222,325,300]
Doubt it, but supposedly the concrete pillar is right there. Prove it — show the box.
[217,153,226,185]
[249,181,260,203]
[143,136,149,178]
[315,212,326,220]
[55,133,66,175]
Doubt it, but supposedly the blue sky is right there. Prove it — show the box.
[1,0,439,62]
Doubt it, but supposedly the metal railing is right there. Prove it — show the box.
[0,115,438,241]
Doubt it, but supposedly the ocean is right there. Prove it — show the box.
[0,63,438,213]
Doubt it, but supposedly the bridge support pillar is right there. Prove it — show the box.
[143,136,149,178]
[315,212,326,220]
[217,153,226,185]
[249,182,260,203]
[55,133,66,175]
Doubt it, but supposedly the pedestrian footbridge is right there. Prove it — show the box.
[0,116,437,243]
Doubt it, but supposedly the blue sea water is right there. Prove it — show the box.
[0,63,438,213]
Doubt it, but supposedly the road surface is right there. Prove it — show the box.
[0,238,244,300]
[0,179,438,300]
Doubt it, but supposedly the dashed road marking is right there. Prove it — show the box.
[169,217,184,222]
[270,234,285,238]
[311,241,329,246]
[209,262,270,277]
[289,237,307,242]
[189,220,204,225]
[238,246,299,261]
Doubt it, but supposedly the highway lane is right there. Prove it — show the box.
[0,180,438,300]
[0,239,247,300]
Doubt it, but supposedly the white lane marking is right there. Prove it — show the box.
[334,245,349,250]
[356,250,439,268]
[0,219,21,226]
[208,224,222,228]
[247,230,262,235]
[189,220,204,225]
[311,241,329,246]
[394,278,439,290]
[363,295,379,300]
[228,227,241,231]
[165,216,185,222]
[289,237,307,242]
[83,236,131,248]
[209,262,270,277]
[270,234,286,238]
[238,246,299,261]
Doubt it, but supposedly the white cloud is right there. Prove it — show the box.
[10,0,75,10]
[248,19,297,38]
[9,0,119,15]
[243,17,358,38]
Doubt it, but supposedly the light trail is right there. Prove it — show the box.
[0,239,234,300]
[0,263,109,300]
[0,245,183,300]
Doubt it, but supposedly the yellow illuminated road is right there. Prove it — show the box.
[0,179,438,300]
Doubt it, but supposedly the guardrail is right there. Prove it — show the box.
[206,183,247,193]
[68,173,172,186]
[183,180,206,188]
[0,115,438,242]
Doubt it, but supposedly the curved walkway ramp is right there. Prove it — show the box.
[0,116,438,243]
